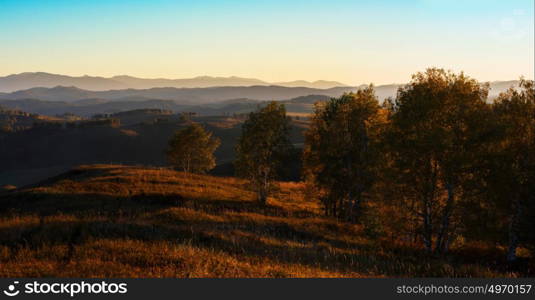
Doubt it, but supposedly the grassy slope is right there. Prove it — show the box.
[0,165,526,277]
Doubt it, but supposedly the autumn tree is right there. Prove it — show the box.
[387,68,491,254]
[488,79,535,261]
[235,102,293,204]
[303,86,384,222]
[166,123,220,174]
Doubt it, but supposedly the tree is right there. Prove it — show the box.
[235,102,293,204]
[488,79,535,261]
[387,68,491,254]
[166,123,220,174]
[303,86,384,222]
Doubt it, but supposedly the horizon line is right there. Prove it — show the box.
[1,71,532,88]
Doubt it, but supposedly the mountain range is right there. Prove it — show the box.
[0,72,521,119]
[0,85,361,104]
[0,72,349,92]
[0,80,518,103]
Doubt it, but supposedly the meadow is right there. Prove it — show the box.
[0,164,530,277]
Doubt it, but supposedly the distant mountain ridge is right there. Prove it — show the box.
[0,85,358,104]
[0,80,521,118]
[0,72,349,92]
[273,80,349,89]
[0,73,127,92]
[0,79,519,105]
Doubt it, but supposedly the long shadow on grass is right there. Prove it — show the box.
[0,217,413,276]
[0,190,531,277]
[0,190,318,221]
[0,190,362,252]
[3,217,525,277]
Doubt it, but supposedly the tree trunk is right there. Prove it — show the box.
[258,190,267,204]
[347,191,354,223]
[350,193,362,224]
[507,195,522,262]
[421,158,437,254]
[257,170,269,205]
[422,190,433,253]
[435,183,455,254]
[422,202,433,254]
[332,198,337,218]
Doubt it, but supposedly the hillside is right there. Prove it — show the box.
[0,165,527,277]
[0,98,187,117]
[0,107,66,131]
[0,115,307,187]
[0,95,327,117]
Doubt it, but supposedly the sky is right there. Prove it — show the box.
[0,0,533,85]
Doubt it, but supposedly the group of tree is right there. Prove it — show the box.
[165,68,534,261]
[303,86,384,223]
[166,102,293,204]
[487,79,535,261]
[383,70,495,254]
[303,68,534,260]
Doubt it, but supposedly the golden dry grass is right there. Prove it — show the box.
[0,165,529,277]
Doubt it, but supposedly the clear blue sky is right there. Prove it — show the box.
[0,0,533,84]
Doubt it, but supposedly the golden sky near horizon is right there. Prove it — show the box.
[0,0,533,85]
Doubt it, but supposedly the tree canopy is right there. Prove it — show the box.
[235,102,293,204]
[166,123,220,174]
[303,86,384,222]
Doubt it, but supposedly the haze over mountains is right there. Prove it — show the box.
[0,85,356,103]
[0,72,521,118]
[0,72,349,92]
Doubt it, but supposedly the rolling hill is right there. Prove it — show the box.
[0,98,187,117]
[0,114,307,187]
[0,95,330,117]
[0,164,525,277]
